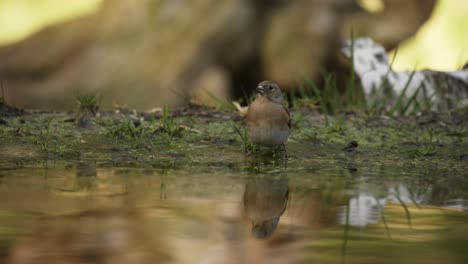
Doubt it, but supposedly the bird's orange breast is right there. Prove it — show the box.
[246,97,290,146]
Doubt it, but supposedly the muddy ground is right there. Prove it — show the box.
[0,103,466,173]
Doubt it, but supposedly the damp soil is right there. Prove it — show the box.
[0,104,466,168]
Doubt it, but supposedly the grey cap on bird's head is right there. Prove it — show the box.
[256,80,278,94]
[255,80,284,104]
[251,217,280,239]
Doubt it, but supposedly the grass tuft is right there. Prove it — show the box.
[155,105,188,141]
[107,118,147,141]
[35,117,54,152]
[75,91,102,116]
[233,124,256,153]
[285,34,439,116]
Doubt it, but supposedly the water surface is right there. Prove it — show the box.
[0,153,467,264]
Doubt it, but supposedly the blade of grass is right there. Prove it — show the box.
[376,199,391,239]
[400,84,421,115]
[289,82,298,107]
[393,192,412,229]
[369,46,399,115]
[204,88,236,111]
[341,201,350,264]
[297,81,307,100]
[388,69,417,116]
[407,188,422,209]
[239,84,252,105]
[304,77,322,100]
[349,31,356,107]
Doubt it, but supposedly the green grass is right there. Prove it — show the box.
[158,105,177,138]
[203,89,237,111]
[290,73,365,115]
[288,37,434,117]
[233,124,256,154]
[156,105,191,142]
[106,118,147,141]
[31,117,79,158]
[104,105,193,146]
[75,91,102,116]
[35,117,54,152]
[296,77,428,116]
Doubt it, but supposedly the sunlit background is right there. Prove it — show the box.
[0,0,467,71]
[0,0,101,45]
[390,0,468,70]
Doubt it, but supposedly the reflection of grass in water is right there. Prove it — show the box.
[376,199,391,239]
[308,204,468,264]
[341,201,350,264]
[393,193,413,229]
[0,0,101,45]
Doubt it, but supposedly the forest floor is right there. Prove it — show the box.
[0,102,467,174]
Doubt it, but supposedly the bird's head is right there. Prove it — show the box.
[251,217,280,239]
[256,80,284,104]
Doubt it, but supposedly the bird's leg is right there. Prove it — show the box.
[281,143,288,159]
[273,144,288,157]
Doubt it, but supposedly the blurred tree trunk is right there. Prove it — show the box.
[0,0,436,110]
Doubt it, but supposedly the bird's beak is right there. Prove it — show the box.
[256,85,267,94]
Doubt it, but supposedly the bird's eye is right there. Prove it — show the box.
[268,85,273,90]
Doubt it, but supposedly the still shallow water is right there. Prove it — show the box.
[0,154,467,264]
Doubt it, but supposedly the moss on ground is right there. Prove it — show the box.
[0,105,466,173]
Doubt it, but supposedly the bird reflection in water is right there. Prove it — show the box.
[243,175,289,239]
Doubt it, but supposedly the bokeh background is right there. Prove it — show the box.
[0,0,467,110]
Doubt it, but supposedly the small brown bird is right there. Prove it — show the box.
[246,80,291,150]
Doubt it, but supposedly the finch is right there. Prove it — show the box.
[246,80,291,149]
